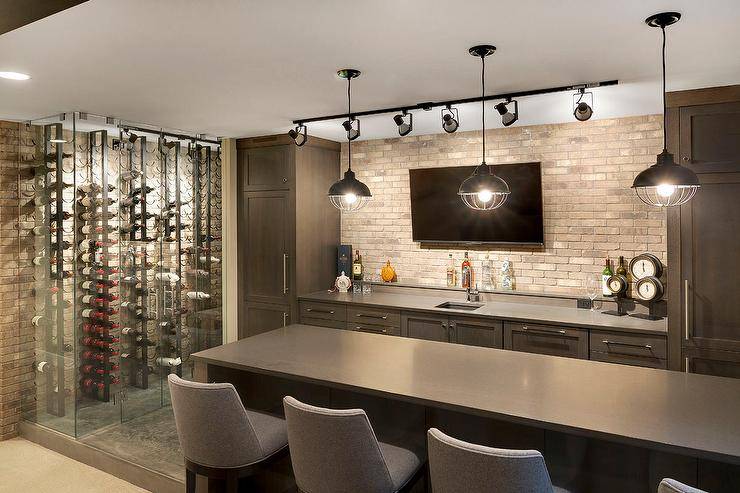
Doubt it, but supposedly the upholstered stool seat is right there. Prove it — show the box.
[283,395,425,493]
[658,478,707,493]
[168,374,288,492]
[428,427,570,493]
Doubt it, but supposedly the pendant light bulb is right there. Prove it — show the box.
[458,45,510,211]
[328,69,372,213]
[631,12,699,208]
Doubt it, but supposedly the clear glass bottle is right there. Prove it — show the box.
[446,253,456,287]
[481,254,492,291]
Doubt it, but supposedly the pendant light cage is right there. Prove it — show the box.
[328,69,372,213]
[459,45,510,211]
[632,12,699,208]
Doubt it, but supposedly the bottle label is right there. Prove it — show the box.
[353,264,362,275]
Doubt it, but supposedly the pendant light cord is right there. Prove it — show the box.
[661,25,667,152]
[347,76,352,171]
[481,54,486,166]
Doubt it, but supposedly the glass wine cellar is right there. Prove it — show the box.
[20,112,222,477]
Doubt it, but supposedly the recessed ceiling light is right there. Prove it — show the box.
[0,71,31,80]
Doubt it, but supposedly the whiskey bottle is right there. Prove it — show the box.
[352,250,363,281]
[446,253,456,288]
[461,252,473,289]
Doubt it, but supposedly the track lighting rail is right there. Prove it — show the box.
[120,123,221,145]
[292,79,618,125]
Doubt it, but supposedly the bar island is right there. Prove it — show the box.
[192,325,740,492]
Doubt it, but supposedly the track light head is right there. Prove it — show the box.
[573,89,594,121]
[342,118,360,141]
[442,106,459,133]
[494,99,518,127]
[393,111,413,136]
[288,124,307,146]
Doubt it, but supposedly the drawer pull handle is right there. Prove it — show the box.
[356,326,387,334]
[305,308,335,314]
[602,340,653,351]
[356,313,388,320]
[522,327,567,336]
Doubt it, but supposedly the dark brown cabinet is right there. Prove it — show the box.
[402,311,503,348]
[505,322,588,360]
[666,86,740,374]
[590,330,667,369]
[237,136,340,339]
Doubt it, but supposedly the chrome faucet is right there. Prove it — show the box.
[466,285,480,302]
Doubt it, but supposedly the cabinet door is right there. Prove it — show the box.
[680,172,740,353]
[450,317,503,348]
[684,348,740,379]
[240,303,289,339]
[402,311,450,342]
[242,191,292,305]
[238,145,291,191]
[679,102,740,174]
[505,322,588,360]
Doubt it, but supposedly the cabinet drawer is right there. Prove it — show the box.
[347,321,401,337]
[347,306,401,328]
[450,317,503,349]
[299,301,346,322]
[590,351,667,369]
[505,322,588,360]
[301,316,347,330]
[590,331,667,360]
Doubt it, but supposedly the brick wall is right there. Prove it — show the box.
[0,121,30,440]
[341,115,667,295]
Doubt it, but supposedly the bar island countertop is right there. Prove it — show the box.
[192,324,740,464]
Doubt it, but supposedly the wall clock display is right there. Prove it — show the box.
[634,276,665,302]
[602,274,629,316]
[629,253,664,280]
[629,252,666,320]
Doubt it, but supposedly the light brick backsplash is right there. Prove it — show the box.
[340,115,667,295]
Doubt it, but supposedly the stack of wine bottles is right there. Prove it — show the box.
[29,118,222,415]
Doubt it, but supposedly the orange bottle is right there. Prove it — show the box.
[461,251,474,288]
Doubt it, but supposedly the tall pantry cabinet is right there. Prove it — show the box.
[236,135,341,339]
[666,85,740,376]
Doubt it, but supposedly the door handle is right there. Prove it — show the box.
[684,279,690,340]
[522,326,567,336]
[355,326,387,334]
[602,340,653,351]
[305,308,334,314]
[283,312,288,327]
[283,253,289,294]
[356,313,387,320]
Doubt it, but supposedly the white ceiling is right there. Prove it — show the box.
[0,0,739,141]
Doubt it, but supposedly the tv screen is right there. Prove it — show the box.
[409,163,544,245]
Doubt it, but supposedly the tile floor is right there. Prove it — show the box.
[0,438,149,493]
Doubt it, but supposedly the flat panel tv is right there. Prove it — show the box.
[409,162,544,245]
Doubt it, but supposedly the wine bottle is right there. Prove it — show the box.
[79,224,115,235]
[130,185,154,196]
[50,267,73,279]
[78,210,115,221]
[79,252,104,263]
[120,196,141,207]
[77,196,116,208]
[121,327,140,336]
[119,223,142,234]
[50,211,73,222]
[51,240,72,251]
[199,255,221,264]
[601,257,613,296]
[78,240,102,252]
[186,291,210,300]
[120,169,142,181]
[31,315,48,327]
[120,301,142,311]
[78,183,116,194]
[34,361,51,373]
[133,211,156,220]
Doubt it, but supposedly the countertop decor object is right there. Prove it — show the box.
[380,260,396,283]
[335,271,351,293]
[327,68,372,213]
[631,12,700,207]
[458,44,510,211]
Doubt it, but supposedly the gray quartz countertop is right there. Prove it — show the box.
[298,290,667,335]
[193,325,740,463]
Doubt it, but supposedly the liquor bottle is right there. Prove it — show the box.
[481,253,493,291]
[186,291,210,300]
[352,250,363,281]
[446,253,456,288]
[601,257,613,296]
[461,252,473,289]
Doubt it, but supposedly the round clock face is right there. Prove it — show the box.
[636,277,664,301]
[608,278,624,293]
[629,253,664,280]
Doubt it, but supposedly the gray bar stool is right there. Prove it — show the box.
[168,374,288,493]
[283,395,425,493]
[658,478,707,493]
[428,427,569,493]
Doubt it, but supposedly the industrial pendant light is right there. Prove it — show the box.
[458,45,510,211]
[328,69,372,212]
[632,12,699,207]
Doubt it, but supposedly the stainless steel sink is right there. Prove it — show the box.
[435,301,484,311]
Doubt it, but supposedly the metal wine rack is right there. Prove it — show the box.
[24,112,222,431]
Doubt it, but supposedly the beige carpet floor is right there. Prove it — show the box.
[0,438,149,493]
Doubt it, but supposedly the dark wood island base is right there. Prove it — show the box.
[193,325,740,493]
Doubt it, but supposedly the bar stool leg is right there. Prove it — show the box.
[225,469,239,493]
[186,468,196,493]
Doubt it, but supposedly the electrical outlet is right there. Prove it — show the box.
[577,298,593,310]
